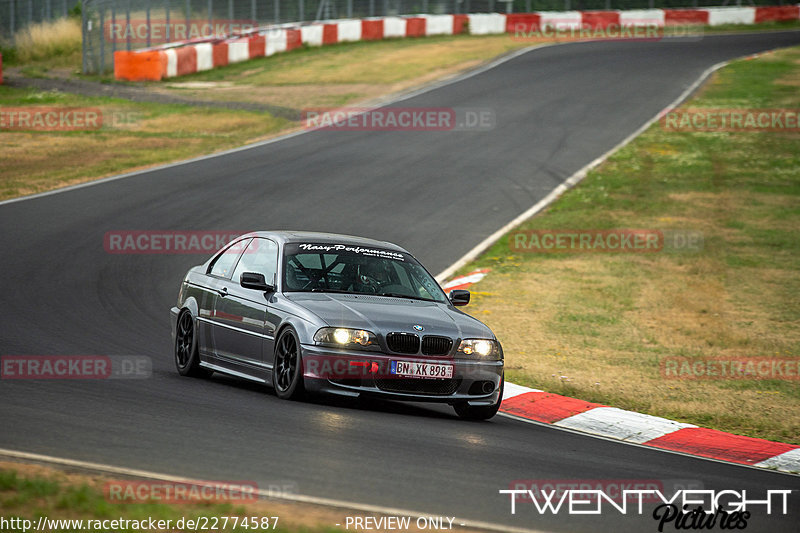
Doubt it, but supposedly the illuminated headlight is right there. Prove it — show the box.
[314,327,378,349]
[457,339,499,358]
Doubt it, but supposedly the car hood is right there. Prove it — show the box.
[284,293,493,339]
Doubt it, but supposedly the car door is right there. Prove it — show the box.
[211,237,278,374]
[197,238,250,360]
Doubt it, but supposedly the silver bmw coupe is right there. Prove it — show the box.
[170,231,504,419]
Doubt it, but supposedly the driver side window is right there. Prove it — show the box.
[232,238,278,285]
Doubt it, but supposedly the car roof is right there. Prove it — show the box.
[239,231,410,254]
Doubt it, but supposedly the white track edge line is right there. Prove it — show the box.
[0,448,549,533]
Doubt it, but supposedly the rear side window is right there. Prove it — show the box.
[208,239,250,279]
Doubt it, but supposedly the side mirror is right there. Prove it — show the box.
[448,289,470,307]
[240,272,275,292]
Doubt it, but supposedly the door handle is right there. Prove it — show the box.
[217,286,228,297]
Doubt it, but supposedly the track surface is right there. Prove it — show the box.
[2,33,800,532]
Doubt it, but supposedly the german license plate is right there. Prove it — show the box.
[391,361,453,379]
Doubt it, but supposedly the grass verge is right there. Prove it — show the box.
[0,33,530,202]
[0,88,291,201]
[158,34,529,109]
[0,461,342,533]
[0,461,473,533]
[460,45,800,444]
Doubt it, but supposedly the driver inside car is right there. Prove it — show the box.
[358,261,390,291]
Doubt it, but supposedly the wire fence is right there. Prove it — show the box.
[1,0,787,74]
[1,0,76,38]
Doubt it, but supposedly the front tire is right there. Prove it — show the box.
[175,310,211,378]
[454,377,504,420]
[273,328,305,400]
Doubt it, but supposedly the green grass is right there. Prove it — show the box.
[460,45,800,444]
[0,85,291,201]
[0,467,345,532]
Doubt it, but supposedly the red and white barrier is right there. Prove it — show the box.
[114,6,800,81]
[382,16,407,38]
[469,13,507,34]
[538,10,583,30]
[439,269,800,473]
[619,9,665,27]
[707,6,756,26]
[502,383,800,473]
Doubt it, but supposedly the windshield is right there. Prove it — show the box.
[282,243,447,302]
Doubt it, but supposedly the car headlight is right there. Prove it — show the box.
[314,327,378,349]
[457,339,500,358]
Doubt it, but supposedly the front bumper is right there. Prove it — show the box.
[299,343,504,405]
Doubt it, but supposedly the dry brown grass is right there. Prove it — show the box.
[0,460,475,533]
[164,35,532,109]
[461,47,800,444]
[1,33,530,201]
[0,105,291,201]
[13,17,82,63]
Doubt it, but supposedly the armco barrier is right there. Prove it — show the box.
[506,14,541,34]
[755,5,800,23]
[582,11,621,29]
[539,11,583,30]
[362,19,383,41]
[706,7,756,26]
[405,17,426,37]
[664,8,709,25]
[619,9,666,26]
[114,7,800,81]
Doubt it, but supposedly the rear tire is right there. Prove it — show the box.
[175,310,212,378]
[454,377,503,420]
[273,328,305,400]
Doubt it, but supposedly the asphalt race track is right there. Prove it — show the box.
[2,32,800,533]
